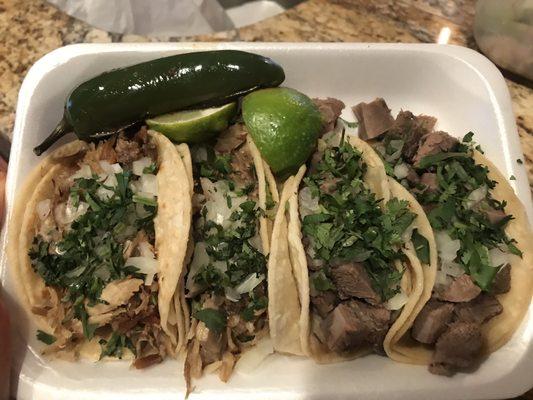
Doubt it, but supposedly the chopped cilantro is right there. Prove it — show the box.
[373,130,521,290]
[36,330,56,345]
[198,150,233,180]
[411,229,430,264]
[241,295,268,322]
[517,159,523,164]
[312,269,335,291]
[339,117,358,128]
[194,308,227,333]
[132,194,157,207]
[416,152,468,169]
[142,163,157,174]
[510,175,516,181]
[99,332,134,359]
[302,141,415,301]
[29,170,157,339]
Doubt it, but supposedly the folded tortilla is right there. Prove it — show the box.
[180,129,279,390]
[8,131,192,363]
[353,97,533,372]
[388,151,533,365]
[269,135,437,361]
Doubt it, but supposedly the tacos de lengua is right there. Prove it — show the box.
[269,118,437,362]
[355,97,533,375]
[8,129,192,367]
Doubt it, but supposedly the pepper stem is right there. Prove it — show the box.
[33,117,72,156]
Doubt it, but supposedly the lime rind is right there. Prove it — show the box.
[146,102,237,143]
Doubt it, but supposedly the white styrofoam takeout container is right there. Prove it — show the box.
[1,42,532,400]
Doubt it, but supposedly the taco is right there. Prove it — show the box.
[8,129,192,367]
[354,98,533,375]
[269,118,437,362]
[181,123,279,390]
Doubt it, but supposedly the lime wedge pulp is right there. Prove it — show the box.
[146,102,237,143]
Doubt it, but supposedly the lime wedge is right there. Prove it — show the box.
[146,102,237,143]
[242,88,322,176]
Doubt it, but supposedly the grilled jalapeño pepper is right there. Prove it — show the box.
[34,50,285,155]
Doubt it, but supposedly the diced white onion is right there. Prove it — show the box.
[103,174,118,188]
[489,246,510,268]
[135,191,155,200]
[99,161,123,175]
[225,286,241,302]
[234,337,274,375]
[298,187,319,219]
[97,186,115,201]
[435,270,452,286]
[125,256,158,286]
[140,173,158,196]
[132,157,152,176]
[465,185,487,209]
[235,273,264,295]
[393,163,410,179]
[201,178,247,229]
[138,241,155,258]
[441,261,464,277]
[435,231,461,263]
[36,199,51,220]
[54,200,89,226]
[385,291,409,311]
[71,164,92,180]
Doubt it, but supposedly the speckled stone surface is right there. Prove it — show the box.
[0,1,532,162]
[1,0,532,194]
[0,0,532,398]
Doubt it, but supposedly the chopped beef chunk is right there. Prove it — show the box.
[199,329,226,365]
[490,264,511,294]
[388,111,436,160]
[429,322,482,376]
[405,165,420,185]
[229,145,255,186]
[434,274,481,303]
[412,131,458,166]
[352,98,394,140]
[411,300,454,344]
[420,172,439,193]
[311,291,338,318]
[115,133,142,165]
[215,124,248,153]
[330,262,380,304]
[485,208,507,226]
[454,294,503,324]
[319,177,341,194]
[322,300,390,353]
[313,98,345,133]
[133,354,163,369]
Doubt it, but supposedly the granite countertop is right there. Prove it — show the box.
[0,0,532,399]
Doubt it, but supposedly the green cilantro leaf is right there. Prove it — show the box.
[194,308,227,333]
[36,330,56,345]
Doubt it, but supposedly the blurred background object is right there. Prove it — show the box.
[47,0,304,36]
[474,0,533,80]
